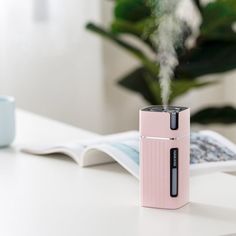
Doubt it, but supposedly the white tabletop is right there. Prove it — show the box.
[0,110,236,236]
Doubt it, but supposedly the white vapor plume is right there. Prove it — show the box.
[150,0,184,107]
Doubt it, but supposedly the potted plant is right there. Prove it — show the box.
[86,0,236,124]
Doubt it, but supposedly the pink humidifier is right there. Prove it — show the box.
[140,105,190,209]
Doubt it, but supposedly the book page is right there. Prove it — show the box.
[21,130,236,178]
[80,133,139,178]
[190,130,236,175]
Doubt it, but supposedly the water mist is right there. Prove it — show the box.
[149,0,184,108]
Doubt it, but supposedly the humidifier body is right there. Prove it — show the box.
[140,106,190,209]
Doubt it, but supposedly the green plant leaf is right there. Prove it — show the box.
[86,23,158,75]
[111,18,156,51]
[200,0,236,41]
[118,67,213,105]
[176,40,236,78]
[148,78,214,104]
[191,106,236,124]
[118,67,161,104]
[114,0,151,22]
[178,0,236,78]
[170,79,214,103]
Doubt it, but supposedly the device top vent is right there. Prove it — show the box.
[141,105,188,113]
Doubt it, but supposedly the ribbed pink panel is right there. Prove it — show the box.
[140,137,189,209]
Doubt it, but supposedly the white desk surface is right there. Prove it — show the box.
[0,110,236,236]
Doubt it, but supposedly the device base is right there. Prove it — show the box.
[141,201,189,210]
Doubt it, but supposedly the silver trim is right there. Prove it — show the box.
[140,135,189,141]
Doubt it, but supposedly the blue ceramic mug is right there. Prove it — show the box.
[0,96,15,147]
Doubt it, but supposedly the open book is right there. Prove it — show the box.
[21,130,236,179]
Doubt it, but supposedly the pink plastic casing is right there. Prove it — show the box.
[140,107,190,209]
